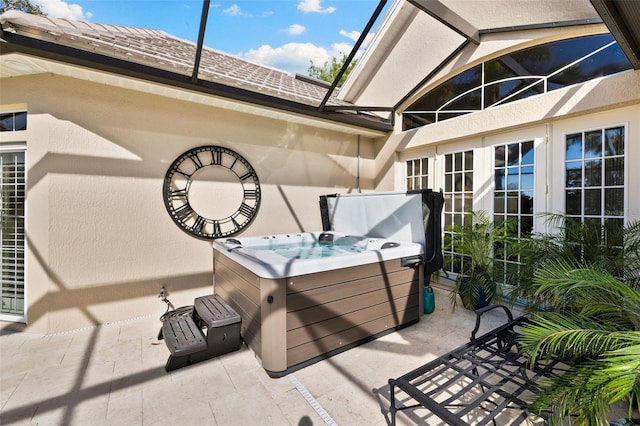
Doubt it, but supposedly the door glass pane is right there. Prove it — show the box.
[464,151,473,171]
[445,154,452,173]
[566,161,582,187]
[495,169,505,190]
[605,157,624,186]
[566,190,582,215]
[464,172,473,191]
[605,188,624,216]
[521,166,534,190]
[495,146,505,167]
[506,170,519,190]
[566,133,582,160]
[506,193,519,213]
[585,130,602,159]
[584,159,602,187]
[454,175,462,192]
[507,143,519,166]
[522,191,534,214]
[455,152,462,171]
[494,193,505,213]
[584,189,601,215]
[605,127,624,156]
[521,141,534,165]
[445,174,452,192]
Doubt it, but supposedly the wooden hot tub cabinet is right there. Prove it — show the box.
[214,253,422,377]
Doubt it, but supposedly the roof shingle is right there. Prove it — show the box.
[0,10,349,107]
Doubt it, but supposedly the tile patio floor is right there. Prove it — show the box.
[0,286,518,425]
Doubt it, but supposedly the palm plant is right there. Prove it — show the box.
[444,211,517,310]
[508,215,640,309]
[518,261,640,424]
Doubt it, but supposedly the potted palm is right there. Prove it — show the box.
[519,261,640,425]
[512,218,640,424]
[444,211,515,310]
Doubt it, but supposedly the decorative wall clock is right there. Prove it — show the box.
[163,145,261,240]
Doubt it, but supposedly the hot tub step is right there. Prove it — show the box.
[162,294,242,372]
[162,312,207,356]
[194,294,241,328]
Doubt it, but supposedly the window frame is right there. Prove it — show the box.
[0,142,27,323]
[563,123,628,231]
[441,149,474,276]
[405,156,431,191]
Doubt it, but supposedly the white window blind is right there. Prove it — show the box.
[1,150,25,316]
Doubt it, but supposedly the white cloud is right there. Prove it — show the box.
[338,30,376,52]
[285,24,306,35]
[222,4,271,17]
[33,0,91,20]
[328,42,354,59]
[223,4,243,16]
[241,42,336,74]
[297,0,336,14]
[339,30,360,42]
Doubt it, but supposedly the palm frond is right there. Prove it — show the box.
[532,260,640,318]
[513,215,640,423]
[527,341,640,425]
[520,313,638,360]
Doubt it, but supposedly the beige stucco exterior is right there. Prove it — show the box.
[2,4,640,335]
[345,18,640,289]
[0,72,388,334]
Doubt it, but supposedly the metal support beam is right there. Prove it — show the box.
[590,0,640,69]
[318,0,388,111]
[394,40,469,110]
[407,0,480,45]
[192,0,211,82]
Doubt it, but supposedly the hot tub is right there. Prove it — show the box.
[213,231,424,377]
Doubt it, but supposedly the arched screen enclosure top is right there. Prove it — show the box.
[402,34,632,131]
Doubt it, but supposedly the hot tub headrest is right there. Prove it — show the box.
[318,233,334,243]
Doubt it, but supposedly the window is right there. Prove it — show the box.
[403,34,632,130]
[443,150,473,274]
[406,157,429,190]
[1,149,26,317]
[0,112,27,132]
[493,141,535,285]
[494,141,535,236]
[565,126,625,241]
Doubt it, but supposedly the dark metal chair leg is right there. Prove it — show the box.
[388,378,397,426]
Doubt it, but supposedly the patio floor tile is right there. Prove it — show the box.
[0,286,516,425]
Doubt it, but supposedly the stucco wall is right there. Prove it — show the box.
[1,73,379,333]
[397,101,639,217]
[376,70,640,190]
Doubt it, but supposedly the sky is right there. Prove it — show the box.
[31,0,391,75]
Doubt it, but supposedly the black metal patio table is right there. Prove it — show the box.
[388,305,569,425]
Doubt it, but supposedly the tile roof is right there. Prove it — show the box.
[0,10,349,108]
